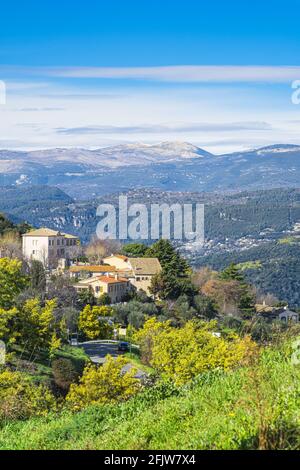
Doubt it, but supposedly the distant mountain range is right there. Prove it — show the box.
[0,142,299,198]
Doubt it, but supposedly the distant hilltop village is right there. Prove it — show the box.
[22,227,162,302]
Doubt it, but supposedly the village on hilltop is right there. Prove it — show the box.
[22,227,162,303]
[20,226,299,322]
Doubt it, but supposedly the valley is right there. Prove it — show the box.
[0,184,299,306]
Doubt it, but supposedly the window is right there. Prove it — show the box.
[57,239,60,245]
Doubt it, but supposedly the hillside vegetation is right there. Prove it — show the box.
[197,241,300,307]
[1,232,299,451]
[0,343,299,450]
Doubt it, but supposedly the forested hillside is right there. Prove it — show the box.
[0,213,30,237]
[0,185,299,306]
[0,186,73,223]
[194,240,300,307]
[0,186,299,242]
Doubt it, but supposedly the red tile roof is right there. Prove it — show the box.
[96,276,129,284]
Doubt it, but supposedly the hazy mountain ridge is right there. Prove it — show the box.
[0,142,299,197]
[0,141,211,170]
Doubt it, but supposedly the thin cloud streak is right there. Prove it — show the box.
[56,121,272,135]
[3,65,300,83]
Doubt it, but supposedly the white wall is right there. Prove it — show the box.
[23,236,49,265]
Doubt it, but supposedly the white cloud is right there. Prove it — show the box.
[56,121,272,135]
[4,65,300,83]
[0,66,299,152]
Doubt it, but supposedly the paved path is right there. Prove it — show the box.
[79,341,146,379]
[80,341,121,364]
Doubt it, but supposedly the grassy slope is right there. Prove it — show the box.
[123,352,155,374]
[0,345,299,450]
[9,345,89,385]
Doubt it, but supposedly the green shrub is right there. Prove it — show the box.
[0,369,56,422]
[52,358,79,392]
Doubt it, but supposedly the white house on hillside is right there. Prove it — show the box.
[22,227,79,269]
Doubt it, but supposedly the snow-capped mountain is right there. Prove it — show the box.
[0,142,299,198]
[253,144,300,155]
[0,141,212,171]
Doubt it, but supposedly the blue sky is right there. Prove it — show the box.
[1,0,300,151]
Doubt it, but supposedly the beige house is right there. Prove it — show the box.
[69,264,117,280]
[22,227,79,269]
[102,254,130,270]
[102,254,162,295]
[75,275,130,303]
[127,257,161,295]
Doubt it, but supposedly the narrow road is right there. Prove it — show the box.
[80,341,121,364]
[79,341,146,379]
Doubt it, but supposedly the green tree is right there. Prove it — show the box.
[97,293,111,306]
[193,294,217,319]
[220,263,245,282]
[146,240,195,299]
[114,300,158,329]
[122,242,148,257]
[78,304,101,339]
[0,258,27,309]
[77,288,96,308]
[160,295,197,326]
[0,307,19,344]
[220,264,255,318]
[150,270,196,300]
[51,358,79,393]
[146,239,190,277]
[30,260,46,291]
[78,305,114,339]
[18,298,58,350]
